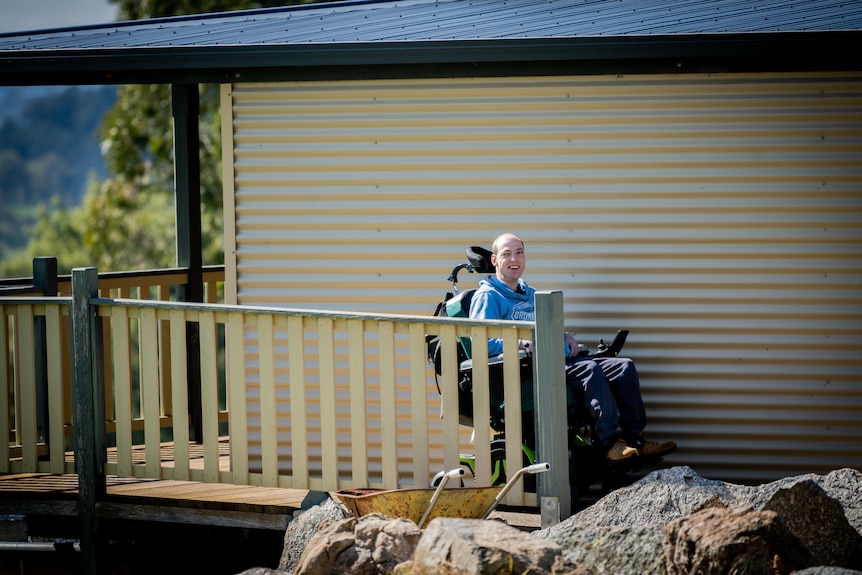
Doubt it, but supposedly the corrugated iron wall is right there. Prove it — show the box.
[223,72,862,485]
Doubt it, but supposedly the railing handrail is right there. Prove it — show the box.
[0,296,73,304]
[92,295,534,330]
[0,264,225,291]
[0,276,38,288]
[0,286,46,296]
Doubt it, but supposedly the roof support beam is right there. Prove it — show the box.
[1,31,860,86]
[172,83,204,443]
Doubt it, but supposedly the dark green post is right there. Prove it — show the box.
[71,267,106,575]
[172,83,204,443]
[32,256,58,444]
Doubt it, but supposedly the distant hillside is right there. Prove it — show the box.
[0,86,68,122]
[0,85,117,257]
[0,85,117,204]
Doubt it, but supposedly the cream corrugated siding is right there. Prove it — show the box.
[224,72,862,485]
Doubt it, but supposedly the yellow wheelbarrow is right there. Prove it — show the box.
[334,462,549,528]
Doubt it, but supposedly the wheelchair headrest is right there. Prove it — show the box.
[466,246,494,273]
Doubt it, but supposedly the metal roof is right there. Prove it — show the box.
[1,0,861,85]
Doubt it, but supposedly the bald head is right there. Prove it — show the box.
[491,233,524,255]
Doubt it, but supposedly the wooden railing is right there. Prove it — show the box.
[91,297,537,493]
[0,258,225,439]
[2,265,571,541]
[0,258,225,303]
[0,297,72,474]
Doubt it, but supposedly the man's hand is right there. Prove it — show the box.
[564,332,579,359]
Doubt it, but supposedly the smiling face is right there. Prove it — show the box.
[491,233,526,290]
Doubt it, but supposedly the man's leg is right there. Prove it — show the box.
[594,357,646,438]
[596,357,676,458]
[565,359,617,443]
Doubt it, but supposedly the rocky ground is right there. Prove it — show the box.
[240,466,862,575]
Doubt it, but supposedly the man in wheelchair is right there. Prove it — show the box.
[469,232,676,466]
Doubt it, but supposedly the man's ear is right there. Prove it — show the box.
[490,253,498,268]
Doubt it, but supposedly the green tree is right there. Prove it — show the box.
[3,0,335,277]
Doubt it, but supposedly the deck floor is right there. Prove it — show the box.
[1,439,311,531]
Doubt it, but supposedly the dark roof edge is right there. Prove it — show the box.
[2,30,859,86]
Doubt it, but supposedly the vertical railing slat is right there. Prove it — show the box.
[287,315,308,488]
[378,320,397,488]
[45,305,66,473]
[169,309,191,480]
[257,314,278,486]
[159,285,173,421]
[470,325,491,487]
[139,308,161,477]
[111,307,133,476]
[347,318,368,487]
[438,324,460,474]
[0,305,10,472]
[101,315,113,440]
[61,312,73,452]
[169,309,191,481]
[199,311,221,483]
[317,317,338,491]
[502,328,524,503]
[408,323,429,488]
[205,280,217,304]
[16,306,37,472]
[226,312,248,484]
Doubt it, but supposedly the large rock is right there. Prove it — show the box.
[540,466,862,535]
[277,496,349,573]
[292,513,421,575]
[663,505,815,575]
[543,524,666,575]
[535,467,862,575]
[409,517,585,575]
[763,479,862,568]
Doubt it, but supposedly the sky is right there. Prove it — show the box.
[0,0,118,34]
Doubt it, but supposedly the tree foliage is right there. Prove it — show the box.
[0,86,115,272]
[3,0,332,277]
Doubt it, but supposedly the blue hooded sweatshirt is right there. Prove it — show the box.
[468,274,536,357]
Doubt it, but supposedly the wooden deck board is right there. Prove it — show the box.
[0,473,309,530]
[1,439,311,530]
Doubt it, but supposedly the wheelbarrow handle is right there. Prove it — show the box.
[480,462,550,519]
[417,468,465,528]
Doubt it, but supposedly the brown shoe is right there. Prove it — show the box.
[605,439,638,462]
[637,437,677,459]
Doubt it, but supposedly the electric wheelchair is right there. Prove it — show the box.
[427,246,660,500]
